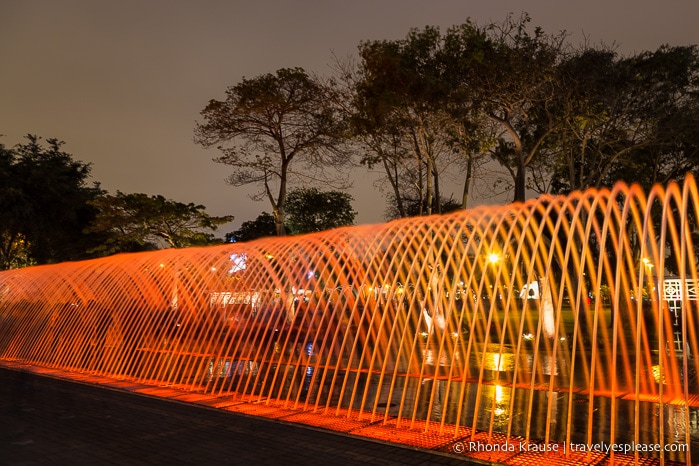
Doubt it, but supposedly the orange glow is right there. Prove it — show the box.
[1,177,699,464]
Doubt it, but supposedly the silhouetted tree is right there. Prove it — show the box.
[351,27,467,217]
[538,44,699,194]
[87,192,233,253]
[226,212,277,242]
[285,187,356,234]
[195,68,350,236]
[0,135,103,269]
[453,14,567,202]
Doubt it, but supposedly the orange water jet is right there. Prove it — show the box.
[1,178,698,464]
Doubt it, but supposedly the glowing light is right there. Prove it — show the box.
[485,352,508,372]
[229,252,247,273]
[1,176,698,464]
[493,385,507,417]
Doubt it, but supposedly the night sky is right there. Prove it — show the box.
[2,0,697,232]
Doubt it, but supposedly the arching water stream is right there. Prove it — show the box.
[1,178,698,464]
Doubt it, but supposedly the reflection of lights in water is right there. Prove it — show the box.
[493,353,503,371]
[3,176,699,461]
[652,365,665,384]
[670,407,683,439]
[537,354,559,376]
[482,350,560,375]
[522,332,564,342]
[495,384,504,403]
[484,352,509,372]
[423,348,452,366]
[493,384,508,416]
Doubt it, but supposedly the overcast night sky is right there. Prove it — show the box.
[2,0,698,233]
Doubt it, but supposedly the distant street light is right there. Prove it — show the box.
[642,257,655,300]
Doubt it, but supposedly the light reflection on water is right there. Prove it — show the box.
[206,342,697,463]
[3,176,699,464]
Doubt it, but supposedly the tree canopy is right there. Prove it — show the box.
[227,188,357,241]
[350,26,468,217]
[285,187,357,234]
[195,67,350,235]
[191,15,698,225]
[346,14,699,211]
[86,192,234,253]
[0,134,235,270]
[0,135,104,269]
[226,212,277,243]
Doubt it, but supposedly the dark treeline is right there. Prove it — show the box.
[0,136,234,269]
[196,13,698,231]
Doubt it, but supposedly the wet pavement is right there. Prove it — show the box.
[0,366,481,465]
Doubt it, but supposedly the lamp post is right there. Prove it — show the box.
[642,257,654,300]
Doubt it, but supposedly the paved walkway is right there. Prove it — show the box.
[0,366,480,465]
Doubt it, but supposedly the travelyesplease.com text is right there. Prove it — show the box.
[452,440,689,455]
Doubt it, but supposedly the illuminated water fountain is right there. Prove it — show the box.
[1,177,698,464]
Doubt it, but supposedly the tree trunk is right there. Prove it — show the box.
[426,155,434,215]
[461,156,473,209]
[513,153,526,203]
[274,208,286,236]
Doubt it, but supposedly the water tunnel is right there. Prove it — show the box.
[1,177,698,464]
